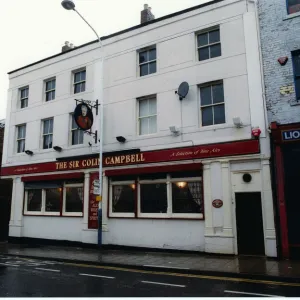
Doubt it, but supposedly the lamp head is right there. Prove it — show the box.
[61,0,75,10]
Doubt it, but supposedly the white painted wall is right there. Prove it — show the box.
[103,219,205,251]
[2,0,266,169]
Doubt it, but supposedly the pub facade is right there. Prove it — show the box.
[1,0,277,257]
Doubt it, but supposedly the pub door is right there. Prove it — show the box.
[0,196,11,242]
[235,192,265,256]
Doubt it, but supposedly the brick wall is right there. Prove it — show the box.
[258,0,300,125]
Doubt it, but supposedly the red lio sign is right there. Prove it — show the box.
[88,172,99,229]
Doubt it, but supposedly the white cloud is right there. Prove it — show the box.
[0,0,209,119]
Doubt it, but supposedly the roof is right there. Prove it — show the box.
[8,0,223,75]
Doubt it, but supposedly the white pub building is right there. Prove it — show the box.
[1,0,277,257]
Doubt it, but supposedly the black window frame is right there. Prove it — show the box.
[292,50,300,101]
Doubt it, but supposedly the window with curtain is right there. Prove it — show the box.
[109,171,203,219]
[287,0,300,14]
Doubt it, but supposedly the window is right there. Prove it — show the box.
[71,115,84,145]
[20,87,29,108]
[73,70,86,94]
[16,124,26,153]
[292,50,300,100]
[24,181,83,217]
[63,184,84,216]
[42,118,53,149]
[287,0,300,14]
[108,171,203,219]
[109,180,135,218]
[138,96,157,135]
[200,82,225,127]
[197,28,221,61]
[45,78,56,101]
[139,47,157,76]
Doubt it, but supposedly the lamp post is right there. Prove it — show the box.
[61,0,104,246]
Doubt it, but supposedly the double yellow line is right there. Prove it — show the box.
[63,261,300,287]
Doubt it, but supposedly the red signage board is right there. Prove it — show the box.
[0,139,259,176]
[88,172,99,229]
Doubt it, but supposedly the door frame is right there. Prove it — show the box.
[231,170,266,256]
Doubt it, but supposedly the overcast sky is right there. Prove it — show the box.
[0,0,209,120]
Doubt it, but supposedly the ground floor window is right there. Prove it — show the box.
[24,180,84,217]
[109,171,203,219]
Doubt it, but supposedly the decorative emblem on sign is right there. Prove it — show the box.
[74,103,94,130]
[212,199,223,208]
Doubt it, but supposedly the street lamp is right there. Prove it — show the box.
[61,0,104,247]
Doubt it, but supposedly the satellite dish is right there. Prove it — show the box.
[176,82,189,100]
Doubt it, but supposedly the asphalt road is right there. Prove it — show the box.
[0,255,299,297]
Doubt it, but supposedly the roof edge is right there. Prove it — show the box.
[8,0,223,75]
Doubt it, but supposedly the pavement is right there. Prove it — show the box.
[0,255,300,297]
[0,243,300,282]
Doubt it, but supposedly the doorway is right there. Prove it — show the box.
[235,192,265,256]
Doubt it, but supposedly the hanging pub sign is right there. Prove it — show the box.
[74,103,94,130]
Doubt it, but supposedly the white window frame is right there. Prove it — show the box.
[70,114,84,146]
[62,183,84,217]
[16,124,26,153]
[108,174,204,219]
[196,26,221,61]
[42,118,54,149]
[138,46,157,77]
[20,86,29,109]
[45,78,56,102]
[24,189,61,216]
[199,81,226,127]
[73,69,86,94]
[137,96,157,136]
[109,181,135,218]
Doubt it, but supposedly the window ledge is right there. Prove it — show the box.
[290,99,300,106]
[283,11,300,20]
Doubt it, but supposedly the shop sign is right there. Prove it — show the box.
[88,172,99,229]
[212,199,223,208]
[282,129,300,142]
[92,179,100,195]
[74,103,94,131]
[1,139,260,176]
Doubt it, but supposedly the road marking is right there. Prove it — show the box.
[0,262,19,267]
[79,273,115,279]
[62,262,300,288]
[35,268,60,273]
[144,265,190,270]
[141,280,186,288]
[224,290,285,297]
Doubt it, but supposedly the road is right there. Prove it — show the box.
[0,255,299,297]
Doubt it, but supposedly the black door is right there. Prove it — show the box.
[0,196,10,242]
[236,192,265,256]
[282,143,300,258]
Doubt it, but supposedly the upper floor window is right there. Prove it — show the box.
[287,0,300,14]
[74,70,86,94]
[138,96,157,135]
[139,47,157,77]
[292,50,300,100]
[16,124,26,153]
[197,28,221,61]
[45,78,56,101]
[20,87,29,109]
[200,81,225,127]
[42,118,53,149]
[71,115,84,145]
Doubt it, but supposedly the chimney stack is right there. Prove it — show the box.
[61,41,75,52]
[141,4,155,24]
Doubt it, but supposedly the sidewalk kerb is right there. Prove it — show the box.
[1,252,299,283]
